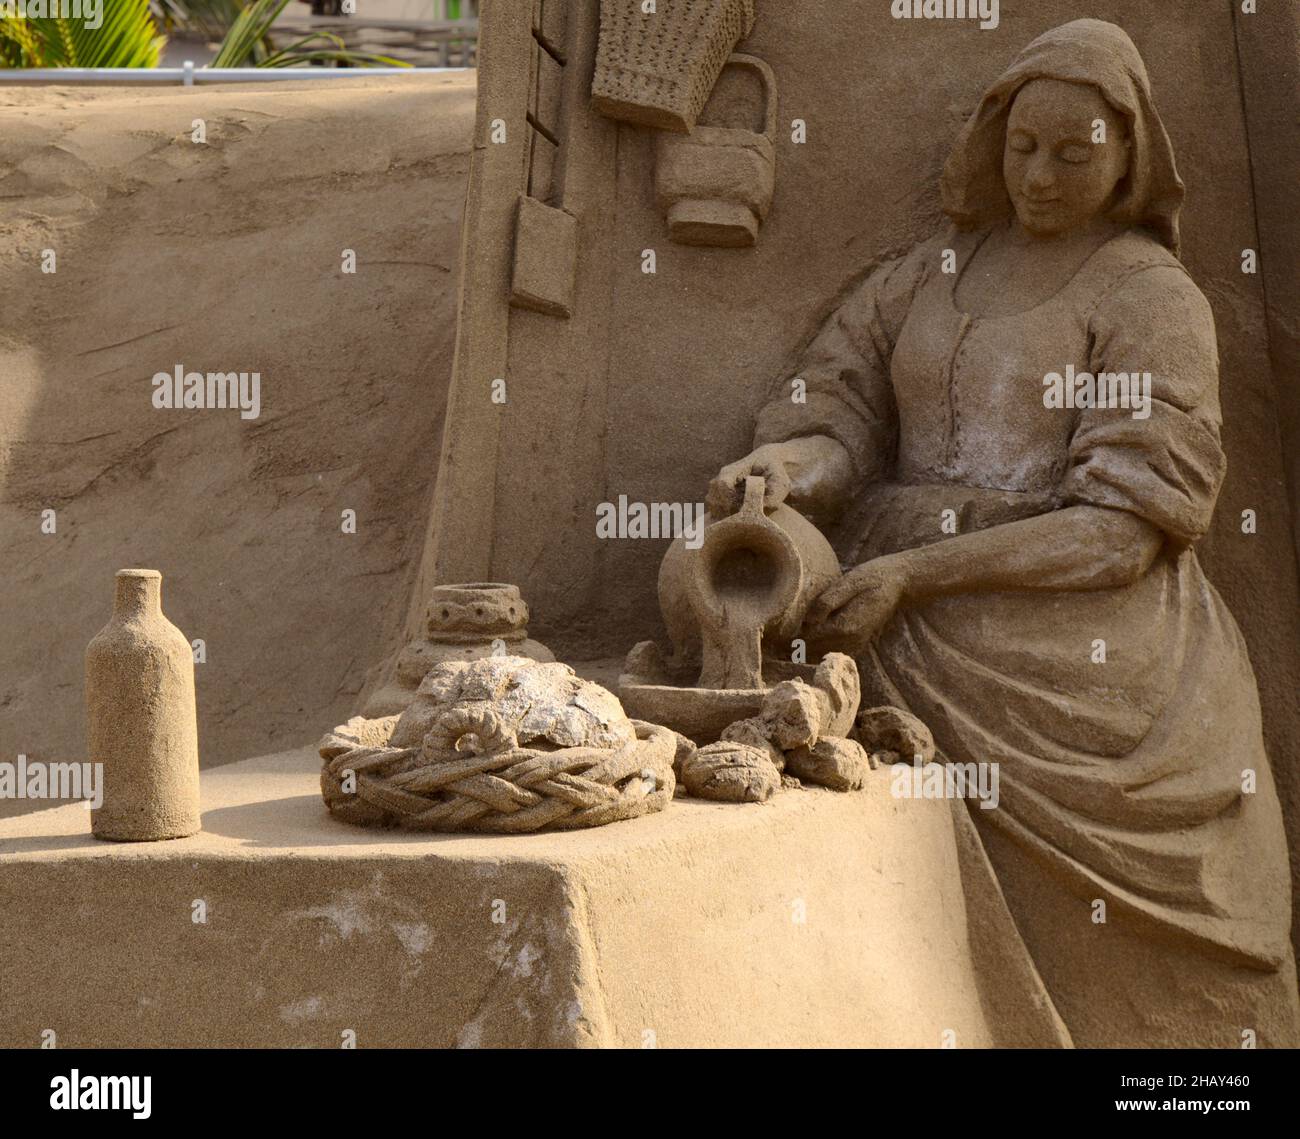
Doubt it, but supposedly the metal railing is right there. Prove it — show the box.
[0,14,480,78]
[0,64,468,84]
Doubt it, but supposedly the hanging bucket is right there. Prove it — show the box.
[654,54,777,247]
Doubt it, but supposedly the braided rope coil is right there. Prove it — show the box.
[321,708,676,834]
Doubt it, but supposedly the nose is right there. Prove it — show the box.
[1023,155,1056,195]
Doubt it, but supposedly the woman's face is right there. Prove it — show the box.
[1003,78,1130,237]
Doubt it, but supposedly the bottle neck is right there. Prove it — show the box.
[114,572,162,620]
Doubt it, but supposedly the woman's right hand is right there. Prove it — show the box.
[706,435,854,520]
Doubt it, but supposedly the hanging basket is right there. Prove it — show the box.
[591,0,757,133]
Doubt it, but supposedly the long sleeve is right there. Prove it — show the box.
[1062,263,1225,547]
[752,246,930,483]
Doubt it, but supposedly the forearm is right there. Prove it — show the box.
[894,505,1164,602]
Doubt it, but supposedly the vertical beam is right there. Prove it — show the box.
[488,0,623,653]
[402,0,534,641]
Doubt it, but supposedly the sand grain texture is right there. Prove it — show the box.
[0,75,476,806]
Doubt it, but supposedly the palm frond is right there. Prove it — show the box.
[208,0,289,67]
[262,47,410,69]
[260,32,407,69]
[2,0,412,72]
[0,17,46,67]
[4,1,165,69]
[210,0,410,70]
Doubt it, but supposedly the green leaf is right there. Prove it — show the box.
[2,0,413,72]
[208,0,290,67]
[0,17,47,68]
[8,1,166,69]
[209,0,411,70]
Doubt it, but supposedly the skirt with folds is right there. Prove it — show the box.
[848,485,1300,1046]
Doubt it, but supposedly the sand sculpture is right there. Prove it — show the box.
[317,15,1300,1045]
[10,3,1290,1054]
[621,475,840,720]
[85,570,201,842]
[321,655,675,832]
[693,17,1299,1047]
[678,660,872,802]
[591,2,775,247]
[591,0,756,132]
[329,469,872,820]
[618,474,872,801]
[653,53,778,248]
[365,582,554,716]
[324,472,876,816]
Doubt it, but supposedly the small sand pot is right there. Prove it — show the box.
[591,0,757,133]
[395,582,554,687]
[655,54,778,248]
[85,569,201,842]
[363,582,557,717]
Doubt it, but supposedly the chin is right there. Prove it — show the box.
[1014,206,1073,237]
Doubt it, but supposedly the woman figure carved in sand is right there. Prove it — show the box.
[707,20,1300,1047]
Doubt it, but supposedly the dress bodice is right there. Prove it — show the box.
[891,229,1098,492]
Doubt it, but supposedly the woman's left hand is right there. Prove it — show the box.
[804,555,909,654]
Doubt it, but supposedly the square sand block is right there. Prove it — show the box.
[0,747,1064,1048]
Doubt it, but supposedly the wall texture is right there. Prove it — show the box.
[0,74,475,793]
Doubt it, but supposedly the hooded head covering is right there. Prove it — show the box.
[941,19,1184,254]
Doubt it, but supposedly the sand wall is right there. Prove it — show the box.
[0,74,475,795]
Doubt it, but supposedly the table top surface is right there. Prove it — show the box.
[0,744,906,866]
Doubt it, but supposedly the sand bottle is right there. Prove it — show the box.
[86,569,201,841]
